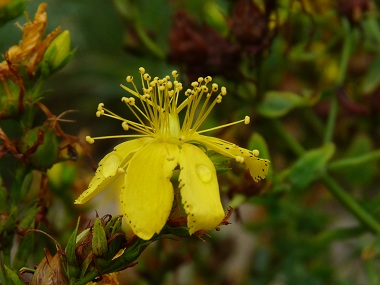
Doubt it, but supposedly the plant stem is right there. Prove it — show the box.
[322,174,380,234]
[134,21,165,59]
[328,149,380,171]
[271,119,305,156]
[323,96,338,144]
[323,19,353,144]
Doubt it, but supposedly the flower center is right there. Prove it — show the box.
[85,68,251,148]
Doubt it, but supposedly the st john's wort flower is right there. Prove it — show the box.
[75,67,270,240]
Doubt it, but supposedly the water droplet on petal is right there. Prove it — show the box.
[195,164,212,183]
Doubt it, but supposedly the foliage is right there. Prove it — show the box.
[1,0,380,284]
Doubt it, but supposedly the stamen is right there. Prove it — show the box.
[221,87,227,96]
[122,121,129,130]
[197,116,250,134]
[235,156,244,163]
[86,136,95,144]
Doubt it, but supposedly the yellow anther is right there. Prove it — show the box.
[139,67,145,74]
[168,90,175,97]
[212,83,218,92]
[202,86,208,92]
[126,76,133,82]
[172,70,178,78]
[122,121,129,130]
[235,156,244,163]
[167,155,175,161]
[143,73,151,81]
[198,77,204,83]
[159,85,165,91]
[96,110,104,117]
[191,81,199,88]
[167,81,173,89]
[244,116,250,124]
[216,95,222,103]
[221,86,227,96]
[205,76,212,83]
[86,136,95,144]
[121,97,129,103]
[252,149,260,156]
[128,97,136,105]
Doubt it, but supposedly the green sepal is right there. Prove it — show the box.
[3,264,24,285]
[92,217,108,257]
[65,217,81,280]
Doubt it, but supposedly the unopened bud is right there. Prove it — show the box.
[92,217,108,257]
[41,30,74,76]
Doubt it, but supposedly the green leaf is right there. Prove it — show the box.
[65,218,81,280]
[257,90,317,118]
[3,264,24,285]
[287,143,335,191]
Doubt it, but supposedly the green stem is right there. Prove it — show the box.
[337,18,354,85]
[271,119,305,156]
[328,149,380,171]
[323,96,338,144]
[134,21,165,59]
[322,174,380,234]
[323,19,354,144]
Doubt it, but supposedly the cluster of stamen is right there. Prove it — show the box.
[85,68,251,150]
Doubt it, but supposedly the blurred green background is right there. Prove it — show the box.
[2,0,380,284]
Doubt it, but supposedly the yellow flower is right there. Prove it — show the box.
[75,67,270,240]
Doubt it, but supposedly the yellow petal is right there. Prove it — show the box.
[244,156,270,182]
[178,143,225,235]
[121,141,179,240]
[194,134,270,182]
[75,138,152,204]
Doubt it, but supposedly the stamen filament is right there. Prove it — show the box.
[197,117,250,134]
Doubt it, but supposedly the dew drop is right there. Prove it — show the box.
[195,164,212,183]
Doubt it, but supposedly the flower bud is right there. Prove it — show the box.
[92,217,108,257]
[0,0,25,26]
[40,30,74,76]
